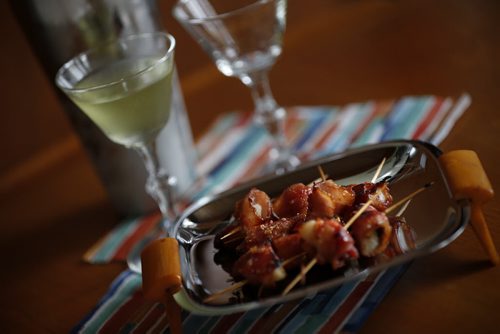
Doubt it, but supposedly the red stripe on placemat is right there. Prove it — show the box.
[286,109,308,144]
[411,97,444,139]
[347,103,378,144]
[112,212,162,261]
[198,112,252,163]
[210,312,245,333]
[98,291,145,333]
[237,144,272,183]
[317,276,377,334]
[304,114,337,153]
[313,122,339,152]
[349,101,394,144]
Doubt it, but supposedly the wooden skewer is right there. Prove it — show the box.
[205,251,308,302]
[220,226,242,240]
[318,166,328,182]
[307,167,329,187]
[343,198,375,230]
[385,182,434,215]
[307,177,324,186]
[282,258,318,296]
[371,157,386,183]
[394,199,412,217]
[203,280,248,303]
[281,252,307,268]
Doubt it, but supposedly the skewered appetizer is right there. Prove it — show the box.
[210,170,423,300]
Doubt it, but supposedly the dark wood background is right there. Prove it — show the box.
[1,0,499,332]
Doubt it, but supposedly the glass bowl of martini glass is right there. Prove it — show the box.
[173,0,300,174]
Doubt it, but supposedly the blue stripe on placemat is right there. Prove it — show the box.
[92,218,141,263]
[182,313,215,334]
[330,102,373,153]
[197,316,221,334]
[71,270,137,334]
[281,279,361,333]
[229,306,271,333]
[351,116,385,148]
[314,102,370,156]
[293,110,331,151]
[340,264,410,333]
[197,112,243,158]
[383,97,431,140]
[193,125,267,200]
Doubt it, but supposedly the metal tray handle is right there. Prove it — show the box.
[439,150,498,265]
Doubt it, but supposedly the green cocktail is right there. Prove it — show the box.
[71,56,174,147]
[56,32,178,236]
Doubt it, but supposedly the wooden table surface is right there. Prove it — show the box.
[1,0,499,332]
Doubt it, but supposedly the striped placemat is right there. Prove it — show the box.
[73,265,408,334]
[76,94,469,333]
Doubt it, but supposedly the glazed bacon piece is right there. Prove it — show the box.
[214,188,272,249]
[272,233,304,268]
[238,217,297,251]
[309,180,356,218]
[351,182,393,212]
[272,183,311,219]
[299,218,359,270]
[235,188,272,229]
[349,205,392,257]
[232,243,286,286]
[384,216,417,257]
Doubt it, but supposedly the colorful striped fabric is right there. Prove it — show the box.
[73,266,409,334]
[76,94,469,333]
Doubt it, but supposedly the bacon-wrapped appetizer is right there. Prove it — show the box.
[299,217,359,270]
[385,216,417,256]
[214,188,272,249]
[348,205,392,257]
[351,181,393,211]
[308,180,356,218]
[272,183,311,219]
[206,165,431,301]
[239,217,298,251]
[232,243,286,286]
[235,188,273,228]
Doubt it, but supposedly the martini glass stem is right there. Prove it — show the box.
[244,70,295,171]
[135,141,178,233]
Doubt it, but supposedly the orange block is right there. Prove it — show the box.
[440,150,497,265]
[141,238,182,300]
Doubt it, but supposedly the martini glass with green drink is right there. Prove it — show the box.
[56,32,179,269]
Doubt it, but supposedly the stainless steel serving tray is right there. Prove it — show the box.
[171,140,469,315]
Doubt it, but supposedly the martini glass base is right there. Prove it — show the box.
[266,147,301,175]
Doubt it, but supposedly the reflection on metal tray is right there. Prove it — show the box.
[172,140,468,315]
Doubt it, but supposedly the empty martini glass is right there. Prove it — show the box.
[173,0,300,174]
